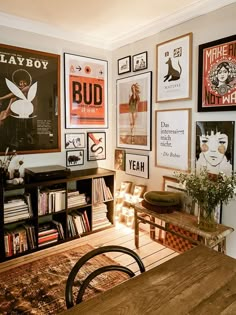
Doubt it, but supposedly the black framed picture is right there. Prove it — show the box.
[0,43,60,155]
[132,51,148,72]
[198,34,236,112]
[65,133,85,149]
[196,121,235,175]
[118,56,131,75]
[87,132,106,161]
[66,150,84,166]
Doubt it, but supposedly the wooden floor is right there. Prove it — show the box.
[0,223,179,273]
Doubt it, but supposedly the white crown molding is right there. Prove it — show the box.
[0,0,235,51]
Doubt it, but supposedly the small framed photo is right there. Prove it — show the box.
[132,51,148,72]
[198,34,236,112]
[65,133,85,149]
[87,132,106,161]
[118,56,131,75]
[114,149,125,171]
[66,150,84,167]
[125,153,149,179]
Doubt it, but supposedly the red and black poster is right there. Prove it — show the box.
[64,53,108,129]
[0,44,60,154]
[198,35,236,112]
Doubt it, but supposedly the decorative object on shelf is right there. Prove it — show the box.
[114,149,125,171]
[66,150,84,167]
[175,169,236,231]
[0,43,60,154]
[156,32,192,102]
[118,56,131,75]
[198,34,236,112]
[116,71,152,151]
[65,133,85,149]
[196,121,235,176]
[132,51,148,72]
[155,108,191,171]
[125,153,149,179]
[87,132,106,161]
[64,53,108,129]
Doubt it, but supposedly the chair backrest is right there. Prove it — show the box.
[65,245,145,309]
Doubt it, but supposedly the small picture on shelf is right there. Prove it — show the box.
[66,150,84,167]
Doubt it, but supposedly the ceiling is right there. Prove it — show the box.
[0,0,235,50]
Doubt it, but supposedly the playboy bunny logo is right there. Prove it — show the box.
[5,78,37,118]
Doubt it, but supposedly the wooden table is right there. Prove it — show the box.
[134,203,234,253]
[60,245,236,314]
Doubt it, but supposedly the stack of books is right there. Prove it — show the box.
[93,203,111,230]
[4,195,32,224]
[68,191,87,208]
[38,221,63,247]
[67,210,90,237]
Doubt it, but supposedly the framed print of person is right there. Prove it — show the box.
[0,44,60,154]
[196,121,235,175]
[114,149,125,171]
[116,71,152,151]
[156,33,192,102]
[198,34,236,112]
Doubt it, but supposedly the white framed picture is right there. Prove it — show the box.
[125,153,149,179]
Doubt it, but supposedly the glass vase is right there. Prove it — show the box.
[198,204,217,232]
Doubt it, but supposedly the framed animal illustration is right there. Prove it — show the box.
[156,33,192,102]
[87,132,106,161]
[66,150,84,166]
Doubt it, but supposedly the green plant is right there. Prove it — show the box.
[174,169,236,214]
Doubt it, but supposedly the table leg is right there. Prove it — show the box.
[150,216,155,240]
[134,209,139,248]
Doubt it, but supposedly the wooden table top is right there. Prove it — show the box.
[135,203,234,243]
[61,245,236,315]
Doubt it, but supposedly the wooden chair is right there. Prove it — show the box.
[65,245,145,309]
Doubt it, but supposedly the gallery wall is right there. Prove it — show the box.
[112,3,236,257]
[0,3,235,257]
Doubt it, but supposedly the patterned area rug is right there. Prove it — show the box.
[0,244,128,314]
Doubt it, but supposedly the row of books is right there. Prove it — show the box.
[4,225,32,257]
[38,188,66,215]
[68,210,91,237]
[93,178,113,204]
[93,203,112,230]
[68,191,87,208]
[4,194,33,224]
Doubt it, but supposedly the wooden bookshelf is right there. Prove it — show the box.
[0,167,115,262]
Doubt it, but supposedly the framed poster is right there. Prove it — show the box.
[65,133,85,149]
[125,153,149,179]
[118,56,131,75]
[196,121,235,175]
[156,32,192,102]
[155,108,191,171]
[198,34,236,112]
[64,53,108,129]
[0,44,60,155]
[132,51,148,72]
[66,150,84,166]
[87,132,106,161]
[116,71,152,151]
[114,149,125,171]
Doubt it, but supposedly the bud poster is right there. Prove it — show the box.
[0,44,60,154]
[64,53,108,129]
[198,35,236,112]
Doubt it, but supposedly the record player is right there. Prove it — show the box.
[24,165,71,183]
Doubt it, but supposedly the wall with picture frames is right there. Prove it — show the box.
[0,3,235,257]
[112,3,236,258]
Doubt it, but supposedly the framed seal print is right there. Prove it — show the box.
[0,43,60,154]
[64,53,108,129]
[198,34,236,112]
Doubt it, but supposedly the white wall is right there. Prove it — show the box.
[112,3,236,257]
[0,3,236,257]
[0,26,114,171]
